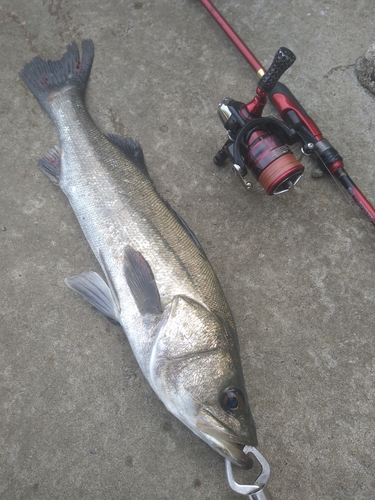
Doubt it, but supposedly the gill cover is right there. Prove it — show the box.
[150,295,224,401]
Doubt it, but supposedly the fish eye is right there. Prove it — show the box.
[220,388,245,415]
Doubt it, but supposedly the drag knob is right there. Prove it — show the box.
[258,47,296,93]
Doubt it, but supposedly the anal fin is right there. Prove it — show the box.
[38,146,62,185]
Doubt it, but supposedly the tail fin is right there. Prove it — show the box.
[19,40,94,113]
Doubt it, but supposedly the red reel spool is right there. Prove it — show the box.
[247,130,304,195]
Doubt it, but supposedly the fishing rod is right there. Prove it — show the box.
[199,0,375,225]
[197,1,375,497]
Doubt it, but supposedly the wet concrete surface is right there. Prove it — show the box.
[1,1,375,499]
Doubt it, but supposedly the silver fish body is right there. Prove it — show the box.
[20,40,257,468]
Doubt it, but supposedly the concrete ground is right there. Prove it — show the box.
[1,1,375,499]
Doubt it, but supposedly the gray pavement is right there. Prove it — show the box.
[1,1,375,499]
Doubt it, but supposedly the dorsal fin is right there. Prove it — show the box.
[164,201,207,258]
[106,134,151,180]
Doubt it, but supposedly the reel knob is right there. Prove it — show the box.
[258,47,296,93]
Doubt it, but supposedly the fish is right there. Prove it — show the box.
[19,40,257,469]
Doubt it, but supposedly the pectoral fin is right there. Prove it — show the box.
[65,271,121,324]
[123,245,162,316]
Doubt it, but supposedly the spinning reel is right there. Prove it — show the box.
[201,0,375,226]
[214,47,336,195]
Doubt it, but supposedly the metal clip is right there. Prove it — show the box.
[225,446,272,499]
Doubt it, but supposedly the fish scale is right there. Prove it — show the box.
[20,39,257,470]
[61,116,229,328]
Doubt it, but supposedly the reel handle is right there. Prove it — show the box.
[258,47,296,93]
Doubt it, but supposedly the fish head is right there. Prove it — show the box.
[150,295,257,469]
[195,386,257,469]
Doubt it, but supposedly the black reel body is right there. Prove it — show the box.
[215,98,304,194]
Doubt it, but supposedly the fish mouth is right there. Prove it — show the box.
[196,410,253,469]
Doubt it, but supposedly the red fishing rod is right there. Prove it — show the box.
[199,0,375,225]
